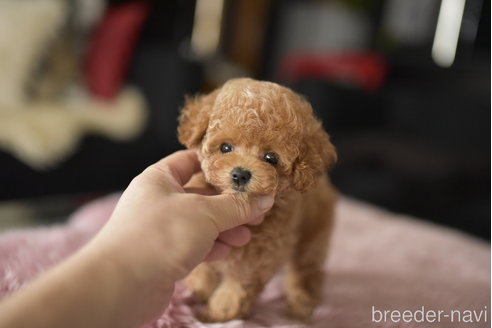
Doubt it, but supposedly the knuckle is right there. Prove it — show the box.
[147,163,172,178]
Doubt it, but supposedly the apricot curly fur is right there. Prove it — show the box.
[178,78,338,322]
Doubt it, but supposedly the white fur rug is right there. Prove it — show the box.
[0,88,146,169]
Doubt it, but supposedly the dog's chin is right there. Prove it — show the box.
[208,182,268,196]
[232,185,247,193]
[213,184,249,194]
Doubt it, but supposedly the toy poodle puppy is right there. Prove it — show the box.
[178,78,337,322]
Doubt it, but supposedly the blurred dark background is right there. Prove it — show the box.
[0,0,489,239]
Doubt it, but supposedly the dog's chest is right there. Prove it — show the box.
[218,193,302,272]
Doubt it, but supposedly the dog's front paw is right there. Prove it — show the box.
[187,284,214,304]
[289,293,316,321]
[205,280,253,322]
[185,264,219,303]
[286,287,316,321]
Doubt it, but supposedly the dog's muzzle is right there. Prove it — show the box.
[231,167,251,189]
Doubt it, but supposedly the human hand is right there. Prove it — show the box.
[91,150,274,280]
[0,150,274,328]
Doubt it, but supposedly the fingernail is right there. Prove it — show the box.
[257,195,274,211]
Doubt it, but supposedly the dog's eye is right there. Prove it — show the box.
[263,152,278,166]
[220,143,234,153]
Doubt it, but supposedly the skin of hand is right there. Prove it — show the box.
[0,150,274,328]
[97,149,274,271]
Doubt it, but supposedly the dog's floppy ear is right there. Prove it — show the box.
[292,120,337,193]
[178,90,218,149]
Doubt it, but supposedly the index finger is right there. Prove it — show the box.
[152,150,201,186]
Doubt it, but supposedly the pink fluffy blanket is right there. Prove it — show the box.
[0,194,489,328]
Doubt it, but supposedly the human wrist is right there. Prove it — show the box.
[85,232,182,290]
[78,240,177,326]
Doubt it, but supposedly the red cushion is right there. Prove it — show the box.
[279,52,388,92]
[84,1,149,100]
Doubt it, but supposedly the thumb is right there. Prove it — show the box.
[206,193,274,232]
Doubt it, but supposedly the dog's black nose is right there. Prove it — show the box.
[231,167,251,186]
